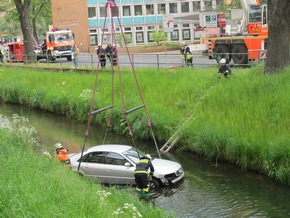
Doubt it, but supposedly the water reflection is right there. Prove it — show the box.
[1,103,290,218]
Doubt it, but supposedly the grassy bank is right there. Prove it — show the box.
[0,66,289,185]
[0,115,172,217]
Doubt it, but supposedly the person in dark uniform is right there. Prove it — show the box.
[96,44,106,69]
[218,58,232,78]
[134,154,155,196]
[111,44,118,66]
[105,43,112,64]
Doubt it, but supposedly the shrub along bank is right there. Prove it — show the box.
[0,66,290,185]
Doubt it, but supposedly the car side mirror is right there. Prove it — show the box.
[124,162,132,167]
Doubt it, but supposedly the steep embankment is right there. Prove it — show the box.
[0,65,289,185]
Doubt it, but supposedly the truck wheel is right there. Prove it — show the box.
[67,56,72,61]
[213,45,231,63]
[232,44,248,64]
[47,51,56,62]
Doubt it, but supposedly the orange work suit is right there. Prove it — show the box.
[55,148,71,168]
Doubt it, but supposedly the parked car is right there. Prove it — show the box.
[69,144,184,188]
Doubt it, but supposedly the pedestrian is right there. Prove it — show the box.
[218,58,232,79]
[180,42,193,68]
[134,154,155,197]
[73,43,79,67]
[97,43,106,69]
[54,143,71,168]
[105,43,112,64]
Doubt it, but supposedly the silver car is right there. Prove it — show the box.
[69,144,184,188]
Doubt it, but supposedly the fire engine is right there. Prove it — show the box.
[37,28,75,62]
[192,0,267,64]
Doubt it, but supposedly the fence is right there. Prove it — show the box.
[1,51,265,71]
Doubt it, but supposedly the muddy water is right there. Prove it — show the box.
[1,103,290,218]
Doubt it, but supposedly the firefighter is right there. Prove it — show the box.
[97,44,106,69]
[111,44,118,66]
[134,154,155,196]
[180,42,193,68]
[54,143,71,168]
[218,58,232,79]
[105,43,112,64]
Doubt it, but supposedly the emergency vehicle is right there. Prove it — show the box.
[37,28,75,62]
[192,0,267,64]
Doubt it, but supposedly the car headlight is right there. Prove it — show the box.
[160,178,169,184]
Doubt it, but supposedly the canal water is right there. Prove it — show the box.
[1,103,290,218]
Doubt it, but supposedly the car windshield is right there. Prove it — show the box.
[122,147,146,163]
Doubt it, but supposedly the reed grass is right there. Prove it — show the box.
[0,65,290,185]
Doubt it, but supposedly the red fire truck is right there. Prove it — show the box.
[193,0,267,64]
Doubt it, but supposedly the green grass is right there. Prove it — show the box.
[0,114,172,217]
[0,65,290,185]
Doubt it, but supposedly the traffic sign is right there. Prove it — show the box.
[163,14,174,33]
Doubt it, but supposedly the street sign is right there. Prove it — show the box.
[163,14,174,33]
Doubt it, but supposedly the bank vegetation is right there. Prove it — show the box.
[0,114,172,217]
[0,65,289,185]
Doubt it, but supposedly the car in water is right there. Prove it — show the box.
[69,144,184,188]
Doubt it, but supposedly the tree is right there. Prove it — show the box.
[30,0,52,44]
[151,28,167,46]
[13,0,35,62]
[265,0,290,73]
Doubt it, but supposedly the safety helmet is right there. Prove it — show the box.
[54,143,63,150]
[220,58,226,64]
[144,154,152,160]
[98,43,101,47]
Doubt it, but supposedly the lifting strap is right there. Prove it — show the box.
[78,0,160,172]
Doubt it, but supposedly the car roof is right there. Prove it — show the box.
[86,144,133,153]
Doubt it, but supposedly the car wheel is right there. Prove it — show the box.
[149,178,160,191]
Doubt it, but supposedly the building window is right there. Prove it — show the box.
[88,7,96,18]
[183,24,190,28]
[123,6,131,16]
[171,30,179,41]
[136,32,144,43]
[146,4,154,15]
[205,1,212,10]
[134,5,142,16]
[147,26,154,30]
[147,32,154,42]
[192,2,201,11]
[112,6,119,17]
[90,29,98,45]
[157,4,165,14]
[169,3,177,13]
[124,27,131,31]
[124,33,132,43]
[100,7,106,17]
[181,2,189,13]
[136,27,143,31]
[182,29,190,40]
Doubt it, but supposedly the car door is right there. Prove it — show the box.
[80,151,107,183]
[104,152,135,185]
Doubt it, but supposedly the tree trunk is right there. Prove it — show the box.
[14,0,36,63]
[265,0,289,73]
